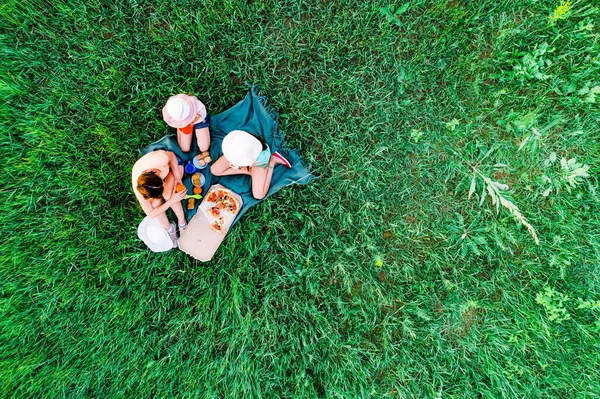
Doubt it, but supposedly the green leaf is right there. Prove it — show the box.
[468,175,477,199]
[479,184,486,206]
[395,3,410,15]
[445,118,460,132]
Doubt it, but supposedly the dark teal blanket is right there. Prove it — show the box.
[142,89,315,225]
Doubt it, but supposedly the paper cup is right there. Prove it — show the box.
[184,161,197,174]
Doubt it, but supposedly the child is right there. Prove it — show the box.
[162,94,212,165]
[210,130,291,199]
[132,150,188,242]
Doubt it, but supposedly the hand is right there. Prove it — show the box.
[170,185,187,202]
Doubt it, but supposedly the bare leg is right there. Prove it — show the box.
[195,127,210,153]
[150,198,171,230]
[169,198,186,226]
[210,156,251,177]
[177,128,192,153]
[250,156,287,199]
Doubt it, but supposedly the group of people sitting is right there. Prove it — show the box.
[131,93,291,243]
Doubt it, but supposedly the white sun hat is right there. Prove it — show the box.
[221,130,264,167]
[137,217,176,252]
[162,94,206,128]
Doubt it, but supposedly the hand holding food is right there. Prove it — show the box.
[171,184,187,202]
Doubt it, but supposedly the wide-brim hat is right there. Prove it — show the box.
[162,94,206,128]
[137,217,175,252]
[221,130,264,167]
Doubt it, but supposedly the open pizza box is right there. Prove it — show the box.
[178,184,242,262]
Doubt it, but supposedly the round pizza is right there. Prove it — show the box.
[206,187,240,215]
[202,187,241,235]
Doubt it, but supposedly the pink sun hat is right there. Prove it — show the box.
[162,94,207,128]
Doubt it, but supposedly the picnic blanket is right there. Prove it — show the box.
[141,88,315,225]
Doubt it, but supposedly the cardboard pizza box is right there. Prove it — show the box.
[178,184,242,262]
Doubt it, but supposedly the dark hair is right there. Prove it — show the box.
[247,132,268,150]
[136,171,164,199]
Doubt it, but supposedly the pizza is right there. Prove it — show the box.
[217,189,229,200]
[227,196,239,213]
[206,187,240,216]
[202,186,241,235]
[209,218,224,234]
[206,191,219,203]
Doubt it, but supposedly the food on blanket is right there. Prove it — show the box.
[187,197,195,209]
[227,196,239,214]
[176,183,186,193]
[206,190,218,203]
[201,187,240,235]
[216,195,238,214]
[191,173,202,187]
[193,187,202,195]
[206,188,240,215]
[195,152,212,167]
[209,218,224,234]
[200,186,242,235]
[222,190,240,214]
[217,189,229,200]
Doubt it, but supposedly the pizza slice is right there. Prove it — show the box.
[227,195,240,215]
[209,206,221,217]
[217,188,230,201]
[209,217,225,234]
[209,221,223,234]
[206,191,218,203]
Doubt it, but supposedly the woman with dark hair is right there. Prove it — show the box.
[132,150,187,242]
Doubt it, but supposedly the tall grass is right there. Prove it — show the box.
[1,0,599,397]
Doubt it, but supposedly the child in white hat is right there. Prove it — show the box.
[162,94,212,165]
[210,130,291,199]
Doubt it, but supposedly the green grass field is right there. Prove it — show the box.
[2,0,600,397]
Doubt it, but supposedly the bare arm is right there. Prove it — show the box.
[134,186,187,219]
[166,151,182,183]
